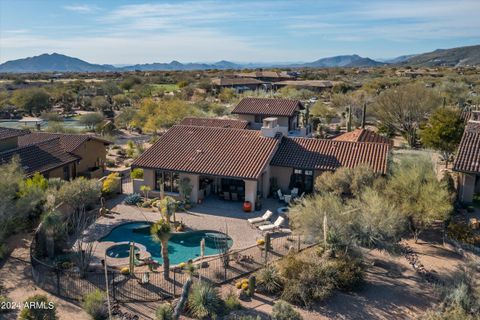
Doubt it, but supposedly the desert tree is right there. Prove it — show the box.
[373,83,442,147]
[151,219,172,280]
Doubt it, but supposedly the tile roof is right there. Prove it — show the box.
[271,137,390,174]
[333,128,391,145]
[18,132,111,153]
[0,138,78,176]
[236,71,292,79]
[211,78,265,86]
[132,125,279,179]
[179,117,249,129]
[0,127,29,141]
[232,98,303,117]
[453,120,480,174]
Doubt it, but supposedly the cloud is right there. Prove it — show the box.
[63,4,100,13]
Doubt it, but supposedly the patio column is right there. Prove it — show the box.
[244,179,257,209]
[459,173,476,203]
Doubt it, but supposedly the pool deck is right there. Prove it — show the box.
[85,196,290,267]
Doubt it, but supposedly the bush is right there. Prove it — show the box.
[102,173,120,195]
[447,223,480,246]
[272,300,303,320]
[328,257,364,291]
[257,265,283,294]
[155,303,173,320]
[0,295,12,314]
[82,289,108,320]
[0,243,8,260]
[224,290,242,312]
[18,294,57,320]
[130,168,144,179]
[187,281,222,319]
[124,193,143,205]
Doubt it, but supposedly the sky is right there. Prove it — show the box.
[1,0,480,65]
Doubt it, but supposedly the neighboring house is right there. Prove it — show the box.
[453,111,480,203]
[333,128,392,145]
[132,119,390,209]
[179,117,249,129]
[273,80,336,93]
[235,71,294,82]
[211,77,269,93]
[0,128,111,179]
[232,98,310,136]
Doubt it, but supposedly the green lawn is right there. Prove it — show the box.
[149,83,179,93]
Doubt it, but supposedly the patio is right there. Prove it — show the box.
[85,196,292,267]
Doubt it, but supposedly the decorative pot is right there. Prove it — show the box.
[243,201,252,212]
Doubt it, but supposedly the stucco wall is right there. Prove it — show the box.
[45,163,74,180]
[270,166,292,192]
[459,172,477,203]
[244,179,258,208]
[74,139,107,174]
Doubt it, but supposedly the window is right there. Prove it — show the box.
[254,115,266,123]
[290,169,314,193]
[155,171,180,193]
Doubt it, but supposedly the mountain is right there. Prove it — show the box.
[119,60,242,71]
[0,53,115,73]
[383,54,417,64]
[401,45,480,67]
[294,54,385,68]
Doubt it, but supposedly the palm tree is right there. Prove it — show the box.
[151,219,172,279]
[41,211,64,260]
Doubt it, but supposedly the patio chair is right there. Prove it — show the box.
[258,216,285,232]
[223,191,231,201]
[248,210,273,224]
[291,188,299,198]
[277,189,285,201]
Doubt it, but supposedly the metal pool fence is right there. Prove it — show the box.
[31,229,316,302]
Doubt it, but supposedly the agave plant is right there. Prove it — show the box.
[187,281,222,319]
[257,264,283,294]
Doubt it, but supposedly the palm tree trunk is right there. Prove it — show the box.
[161,240,170,279]
[46,235,55,260]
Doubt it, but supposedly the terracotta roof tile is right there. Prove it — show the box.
[132,125,279,179]
[0,127,29,141]
[18,132,111,153]
[271,137,390,174]
[453,120,480,173]
[0,137,78,176]
[232,98,303,117]
[179,117,249,129]
[333,128,391,145]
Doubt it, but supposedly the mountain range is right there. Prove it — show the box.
[1,44,479,73]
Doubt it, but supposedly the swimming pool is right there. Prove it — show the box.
[100,222,233,265]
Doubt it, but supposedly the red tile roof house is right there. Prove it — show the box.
[453,111,480,203]
[132,117,390,209]
[232,97,312,136]
[0,128,111,179]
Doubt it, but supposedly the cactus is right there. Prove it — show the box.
[173,278,192,319]
[248,275,256,297]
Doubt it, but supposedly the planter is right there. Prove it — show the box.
[243,201,252,212]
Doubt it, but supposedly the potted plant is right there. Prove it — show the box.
[243,201,252,212]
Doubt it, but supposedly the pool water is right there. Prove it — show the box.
[106,244,140,259]
[100,222,233,265]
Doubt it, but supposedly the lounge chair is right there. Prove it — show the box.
[277,189,285,201]
[248,210,273,224]
[291,188,299,198]
[259,216,285,232]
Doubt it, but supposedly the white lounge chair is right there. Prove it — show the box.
[291,188,299,198]
[248,210,273,224]
[277,189,285,201]
[259,216,285,232]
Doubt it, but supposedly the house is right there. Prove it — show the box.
[273,80,336,93]
[232,98,309,136]
[179,117,249,129]
[453,111,480,203]
[0,128,111,179]
[235,71,294,82]
[211,77,269,93]
[132,118,390,209]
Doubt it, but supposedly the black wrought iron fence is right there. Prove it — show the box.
[30,228,315,302]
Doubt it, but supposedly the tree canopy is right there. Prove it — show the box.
[11,87,52,115]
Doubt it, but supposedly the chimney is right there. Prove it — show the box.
[260,117,283,138]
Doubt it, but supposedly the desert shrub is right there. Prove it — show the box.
[272,300,303,320]
[0,295,12,314]
[447,223,480,246]
[328,256,364,291]
[130,168,144,179]
[256,264,283,294]
[155,303,173,320]
[224,290,241,312]
[187,281,222,319]
[0,243,8,260]
[422,304,480,320]
[226,316,261,320]
[124,193,142,205]
[57,177,101,212]
[102,173,120,195]
[18,294,57,320]
[82,289,108,320]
